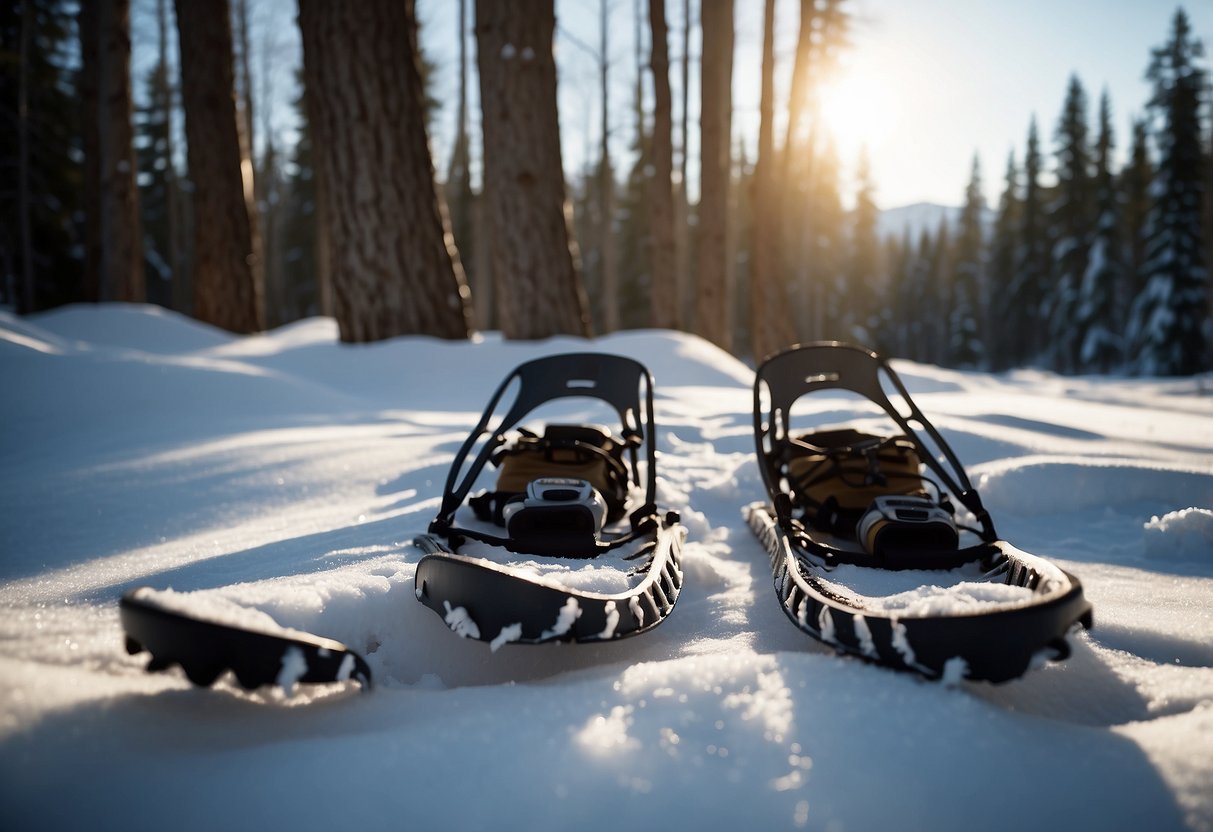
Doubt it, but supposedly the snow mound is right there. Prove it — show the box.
[1144,508,1213,562]
[30,302,233,354]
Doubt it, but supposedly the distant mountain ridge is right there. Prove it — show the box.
[877,201,996,241]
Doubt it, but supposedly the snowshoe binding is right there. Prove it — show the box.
[415,353,685,647]
[746,342,1093,683]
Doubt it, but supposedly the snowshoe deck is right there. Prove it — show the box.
[415,353,686,645]
[750,343,1093,683]
[120,589,371,692]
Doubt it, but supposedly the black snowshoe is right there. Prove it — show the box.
[120,589,372,692]
[747,342,1092,683]
[415,352,685,647]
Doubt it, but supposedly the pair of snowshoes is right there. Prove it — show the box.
[120,344,1091,694]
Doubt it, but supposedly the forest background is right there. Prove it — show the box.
[3,0,1211,376]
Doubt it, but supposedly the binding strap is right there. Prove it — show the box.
[780,429,926,534]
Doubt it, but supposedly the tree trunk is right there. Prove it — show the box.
[694,0,734,351]
[674,0,691,329]
[597,0,619,333]
[175,0,262,332]
[476,0,590,339]
[97,0,144,303]
[448,0,486,330]
[158,0,189,314]
[299,0,471,342]
[233,0,264,321]
[749,0,797,363]
[648,0,678,329]
[78,0,100,306]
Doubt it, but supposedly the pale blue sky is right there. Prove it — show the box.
[420,0,1212,210]
[132,0,1212,211]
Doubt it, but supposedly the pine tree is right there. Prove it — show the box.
[926,217,953,364]
[809,139,848,343]
[847,148,881,345]
[2,0,84,312]
[1122,117,1154,324]
[279,72,325,321]
[987,150,1021,370]
[899,228,934,362]
[1010,117,1049,366]
[1048,74,1094,373]
[1129,8,1209,375]
[950,155,985,367]
[135,60,174,308]
[1074,89,1126,372]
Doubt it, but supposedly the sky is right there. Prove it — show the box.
[131,0,1213,212]
[418,0,1212,210]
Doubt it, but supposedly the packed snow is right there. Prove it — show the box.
[1,304,1212,831]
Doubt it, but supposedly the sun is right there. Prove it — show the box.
[815,63,897,155]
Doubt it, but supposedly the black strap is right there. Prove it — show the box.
[469,491,522,525]
[792,526,994,572]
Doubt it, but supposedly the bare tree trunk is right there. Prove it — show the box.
[299,0,470,342]
[158,0,188,314]
[18,0,36,313]
[235,0,254,170]
[232,0,263,320]
[673,0,692,330]
[97,0,144,303]
[694,0,734,351]
[597,0,619,333]
[750,0,797,362]
[448,0,485,330]
[78,0,100,305]
[476,0,590,339]
[648,0,678,329]
[175,0,263,332]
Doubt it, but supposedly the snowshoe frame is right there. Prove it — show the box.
[750,342,1093,683]
[415,352,684,645]
[120,590,372,692]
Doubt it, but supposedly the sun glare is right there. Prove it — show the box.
[816,66,897,157]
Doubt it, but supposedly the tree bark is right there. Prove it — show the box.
[648,0,678,329]
[674,0,691,328]
[97,0,144,303]
[749,0,797,362]
[597,0,619,333]
[233,0,264,321]
[175,0,262,332]
[476,0,590,339]
[694,0,734,351]
[299,0,471,342]
[78,0,100,305]
[157,0,189,314]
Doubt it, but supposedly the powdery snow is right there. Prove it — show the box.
[1,304,1212,831]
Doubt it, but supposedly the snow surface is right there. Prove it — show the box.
[2,303,1212,831]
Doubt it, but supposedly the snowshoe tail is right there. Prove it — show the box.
[120,590,372,692]
[750,342,1093,683]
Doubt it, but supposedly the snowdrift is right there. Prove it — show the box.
[1,304,1211,831]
